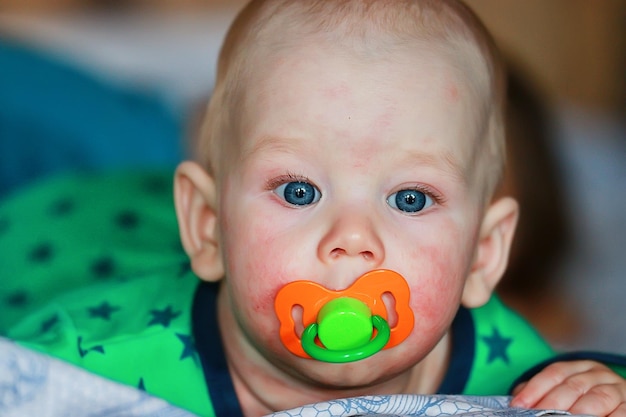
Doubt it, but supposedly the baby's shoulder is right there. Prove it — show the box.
[458,295,556,395]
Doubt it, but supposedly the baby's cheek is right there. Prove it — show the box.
[225,223,294,318]
[227,271,281,343]
[226,214,279,276]
[407,244,466,330]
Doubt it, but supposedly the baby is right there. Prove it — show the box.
[2,1,625,417]
[173,0,625,416]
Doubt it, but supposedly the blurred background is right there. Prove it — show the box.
[0,0,624,353]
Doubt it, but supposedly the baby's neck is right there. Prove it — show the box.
[217,295,451,416]
[235,345,451,416]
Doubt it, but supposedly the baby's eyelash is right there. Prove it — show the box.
[403,184,446,205]
[265,172,311,190]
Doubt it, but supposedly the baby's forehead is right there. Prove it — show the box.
[239,43,486,169]
[247,39,478,110]
[241,33,490,136]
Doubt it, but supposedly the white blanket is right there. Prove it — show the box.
[0,337,197,417]
[266,395,577,417]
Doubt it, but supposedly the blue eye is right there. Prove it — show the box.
[387,189,433,213]
[275,181,321,206]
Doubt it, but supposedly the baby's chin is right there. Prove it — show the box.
[276,349,412,390]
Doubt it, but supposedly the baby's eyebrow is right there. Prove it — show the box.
[241,134,466,183]
[240,135,304,162]
[401,148,466,184]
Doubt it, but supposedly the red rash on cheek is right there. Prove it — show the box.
[228,227,296,318]
[321,83,351,100]
[250,289,276,315]
[445,83,460,104]
[406,242,464,315]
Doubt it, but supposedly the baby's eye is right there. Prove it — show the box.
[387,189,433,213]
[274,181,321,206]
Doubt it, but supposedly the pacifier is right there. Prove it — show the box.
[274,269,414,363]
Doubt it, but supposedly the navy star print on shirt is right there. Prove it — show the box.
[148,305,181,328]
[482,327,513,364]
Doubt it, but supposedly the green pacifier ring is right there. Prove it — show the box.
[301,315,391,363]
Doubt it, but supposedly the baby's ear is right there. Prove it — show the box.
[462,197,519,308]
[174,161,224,282]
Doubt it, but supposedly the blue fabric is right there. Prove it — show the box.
[437,306,474,394]
[193,282,244,417]
[0,39,184,197]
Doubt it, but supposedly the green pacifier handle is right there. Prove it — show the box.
[301,297,391,363]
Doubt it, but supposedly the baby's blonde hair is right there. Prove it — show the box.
[200,0,506,204]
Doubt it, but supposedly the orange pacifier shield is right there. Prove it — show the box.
[274,269,414,363]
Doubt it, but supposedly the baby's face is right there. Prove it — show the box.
[216,39,488,383]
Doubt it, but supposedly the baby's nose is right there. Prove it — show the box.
[318,212,384,265]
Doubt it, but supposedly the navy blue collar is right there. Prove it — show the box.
[192,281,244,417]
[437,306,474,394]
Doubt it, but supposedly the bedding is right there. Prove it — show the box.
[0,337,198,417]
